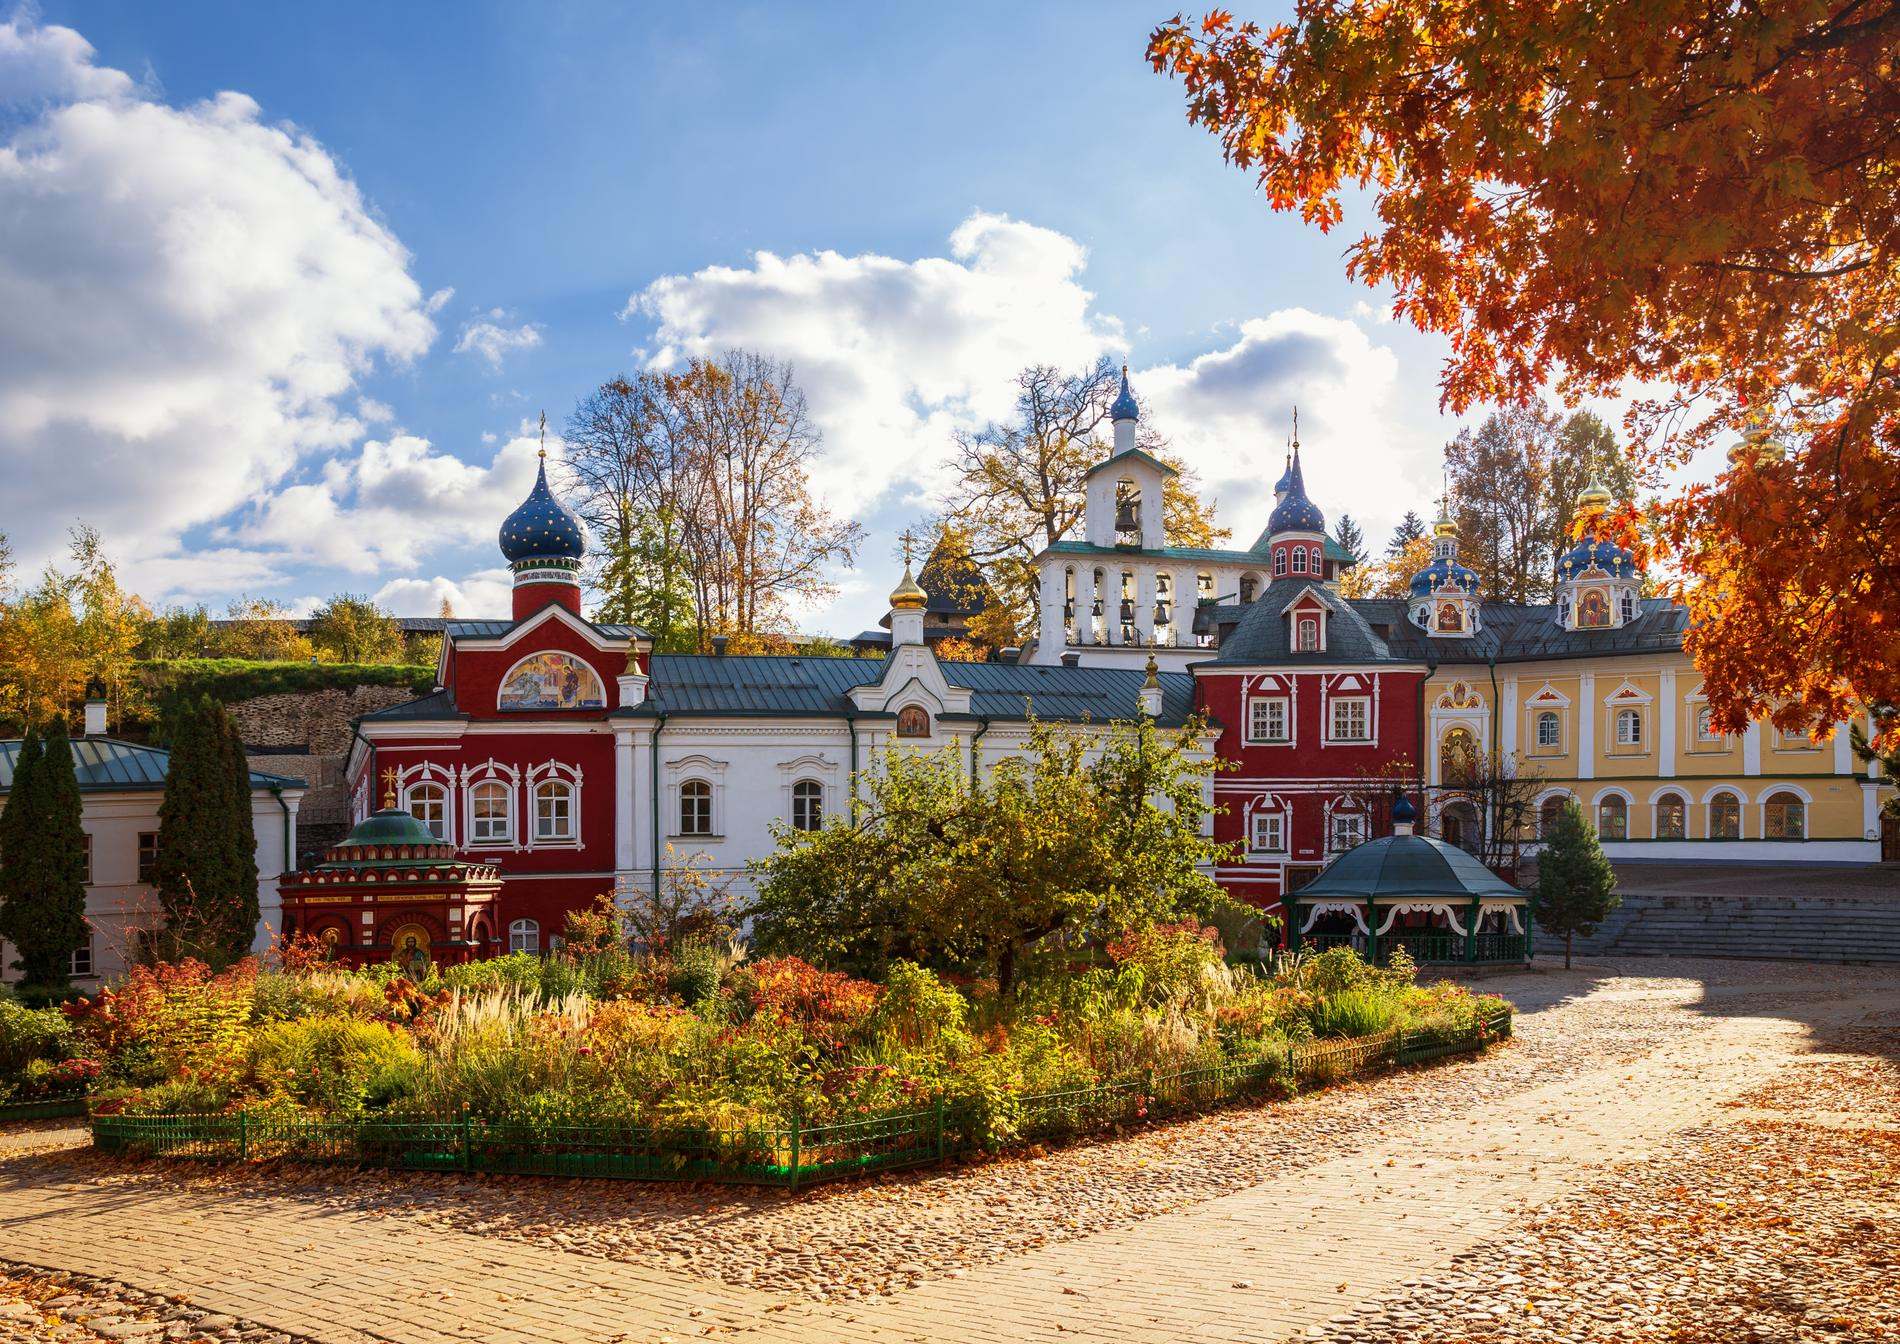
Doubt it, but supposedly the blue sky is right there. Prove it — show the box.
[5,2,1475,631]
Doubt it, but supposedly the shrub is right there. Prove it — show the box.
[249,1015,423,1114]
[1303,988,1399,1039]
[1106,920,1225,1005]
[0,1000,73,1078]
[667,940,724,1006]
[438,952,543,997]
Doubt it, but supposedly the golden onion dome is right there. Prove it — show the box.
[1726,422,1788,468]
[889,565,928,611]
[1576,477,1614,511]
[1432,503,1458,539]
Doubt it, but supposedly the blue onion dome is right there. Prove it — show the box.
[1272,451,1295,497]
[1556,536,1638,578]
[1409,556,1481,597]
[499,456,585,563]
[1391,795,1417,825]
[1109,365,1140,422]
[1266,448,1326,534]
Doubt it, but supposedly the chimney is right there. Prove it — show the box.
[711,635,729,656]
[83,678,107,737]
[1059,650,1081,668]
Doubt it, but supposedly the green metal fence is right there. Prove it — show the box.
[0,1092,89,1124]
[91,1005,1510,1189]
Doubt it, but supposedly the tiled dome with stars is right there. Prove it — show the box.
[1266,445,1326,535]
[499,454,586,564]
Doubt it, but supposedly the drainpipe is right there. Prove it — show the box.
[1417,663,1434,821]
[846,710,859,821]
[970,717,993,787]
[649,713,668,898]
[1487,656,1501,861]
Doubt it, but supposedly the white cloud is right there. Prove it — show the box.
[454,318,542,369]
[633,211,1123,515]
[373,569,513,620]
[0,16,438,592]
[235,429,550,574]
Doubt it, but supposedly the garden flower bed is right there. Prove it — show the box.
[58,920,1513,1188]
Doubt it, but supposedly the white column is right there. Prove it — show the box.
[1578,671,1596,780]
[1500,675,1519,758]
[1039,564,1066,658]
[1833,720,1852,775]
[1864,782,1881,840]
[1135,568,1157,645]
[1106,574,1125,645]
[613,729,636,875]
[1075,567,1096,646]
[1658,668,1677,778]
[1141,484,1164,549]
[1743,721,1762,775]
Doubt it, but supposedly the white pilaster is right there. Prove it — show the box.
[613,728,636,873]
[1833,720,1852,775]
[1658,668,1677,778]
[1075,567,1096,646]
[1135,568,1157,644]
[1743,721,1762,775]
[1578,671,1596,780]
[1141,486,1164,549]
[1864,782,1881,840]
[1500,675,1519,758]
[1039,565,1066,657]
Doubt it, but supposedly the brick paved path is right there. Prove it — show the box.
[2,965,1892,1344]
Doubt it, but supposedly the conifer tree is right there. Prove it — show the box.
[1534,800,1619,969]
[155,697,259,966]
[1386,511,1426,557]
[0,726,43,977]
[0,723,88,992]
[1333,513,1368,565]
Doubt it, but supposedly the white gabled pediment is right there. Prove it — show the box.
[1602,679,1654,706]
[848,645,973,716]
[1277,583,1341,618]
[1336,674,1364,691]
[1526,682,1572,708]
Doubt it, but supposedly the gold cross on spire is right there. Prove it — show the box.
[1291,405,1300,450]
[380,766,399,809]
[899,527,917,569]
[538,410,547,460]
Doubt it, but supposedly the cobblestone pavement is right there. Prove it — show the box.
[0,958,1894,1344]
[0,1264,317,1344]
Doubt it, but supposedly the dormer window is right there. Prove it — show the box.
[1273,549,1288,577]
[1619,591,1637,623]
[1297,616,1319,652]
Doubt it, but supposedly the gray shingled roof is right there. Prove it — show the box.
[0,738,305,794]
[444,619,647,641]
[1209,580,1397,665]
[358,688,464,722]
[619,654,1201,726]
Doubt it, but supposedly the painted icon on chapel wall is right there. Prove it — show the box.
[498,651,607,710]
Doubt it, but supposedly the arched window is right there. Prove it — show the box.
[534,779,575,841]
[1615,708,1643,745]
[406,783,448,840]
[1296,617,1319,652]
[1291,547,1308,574]
[1654,793,1687,840]
[1273,548,1288,576]
[1309,546,1322,573]
[1597,795,1628,840]
[679,779,713,836]
[1441,727,1478,785]
[1764,790,1805,840]
[1539,795,1569,837]
[1619,592,1637,623]
[1695,706,1722,742]
[790,779,824,832]
[1240,574,1258,603]
[896,705,930,738]
[1709,791,1742,839]
[1535,712,1561,749]
[508,918,540,954]
[471,780,512,844]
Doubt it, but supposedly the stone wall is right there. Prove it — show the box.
[228,685,421,858]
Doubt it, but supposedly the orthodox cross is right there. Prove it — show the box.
[899,527,917,570]
[1291,404,1299,450]
[380,766,399,809]
[538,410,547,460]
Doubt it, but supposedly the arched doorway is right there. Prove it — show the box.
[1439,800,1481,853]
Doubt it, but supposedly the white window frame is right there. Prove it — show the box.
[1249,810,1286,854]
[1329,812,1366,853]
[1297,617,1319,652]
[1273,549,1288,577]
[1763,791,1806,840]
[508,918,540,954]
[1707,790,1744,839]
[678,779,715,837]
[1615,708,1643,745]
[533,779,576,842]
[1695,706,1723,743]
[1535,711,1562,749]
[70,937,94,978]
[469,780,514,845]
[1291,546,1308,574]
[1248,696,1289,744]
[405,782,450,841]
[1596,794,1629,840]
[526,762,583,847]
[1329,696,1371,742]
[790,778,824,832]
[1653,792,1688,840]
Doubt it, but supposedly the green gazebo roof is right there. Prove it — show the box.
[1291,834,1524,901]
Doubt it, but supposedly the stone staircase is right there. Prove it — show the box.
[1534,891,1900,962]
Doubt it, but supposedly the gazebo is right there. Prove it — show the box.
[1287,798,1532,965]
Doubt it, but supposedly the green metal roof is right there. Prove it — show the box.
[1081,447,1179,482]
[0,738,304,794]
[1291,834,1524,901]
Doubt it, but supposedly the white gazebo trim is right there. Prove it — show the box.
[1299,900,1370,935]
[1376,901,1467,937]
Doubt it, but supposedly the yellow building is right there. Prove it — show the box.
[1403,489,1891,863]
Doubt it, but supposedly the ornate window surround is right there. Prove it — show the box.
[461,759,521,849]
[526,761,584,849]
